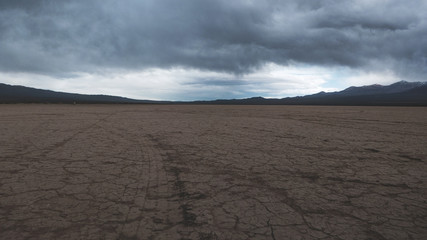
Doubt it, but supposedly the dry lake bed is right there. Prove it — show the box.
[0,104,426,240]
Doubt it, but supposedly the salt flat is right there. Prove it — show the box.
[0,105,426,240]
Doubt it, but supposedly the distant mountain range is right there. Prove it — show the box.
[0,83,159,104]
[1,81,426,106]
[194,81,427,106]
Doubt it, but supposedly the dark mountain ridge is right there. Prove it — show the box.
[0,83,161,104]
[193,81,427,106]
[1,81,426,106]
[338,80,425,96]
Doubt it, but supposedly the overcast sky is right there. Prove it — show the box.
[1,0,426,100]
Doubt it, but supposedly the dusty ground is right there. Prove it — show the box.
[0,105,426,240]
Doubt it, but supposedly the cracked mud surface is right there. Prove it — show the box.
[0,105,426,240]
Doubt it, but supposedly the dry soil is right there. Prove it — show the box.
[0,105,426,240]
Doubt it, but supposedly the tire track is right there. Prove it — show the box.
[9,112,117,159]
[107,121,180,239]
[133,136,177,239]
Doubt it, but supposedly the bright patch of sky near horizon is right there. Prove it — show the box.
[0,64,400,100]
[0,0,425,100]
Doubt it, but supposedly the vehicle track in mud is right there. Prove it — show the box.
[0,104,426,239]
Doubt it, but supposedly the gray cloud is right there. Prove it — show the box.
[0,0,426,79]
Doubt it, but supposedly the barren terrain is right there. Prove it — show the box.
[0,105,426,240]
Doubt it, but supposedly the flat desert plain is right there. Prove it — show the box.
[0,104,426,240]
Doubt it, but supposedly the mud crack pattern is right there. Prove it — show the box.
[0,105,426,239]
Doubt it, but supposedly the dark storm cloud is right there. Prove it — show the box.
[0,0,426,78]
[0,0,45,10]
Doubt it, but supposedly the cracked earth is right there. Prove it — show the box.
[0,105,426,240]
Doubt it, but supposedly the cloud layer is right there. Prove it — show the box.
[1,0,426,78]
